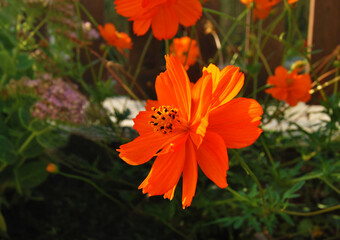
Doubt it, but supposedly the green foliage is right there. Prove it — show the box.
[0,50,15,76]
[0,135,17,165]
[15,161,47,189]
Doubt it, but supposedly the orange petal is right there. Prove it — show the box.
[98,23,117,44]
[189,71,212,148]
[155,71,179,108]
[299,91,311,103]
[191,71,212,123]
[253,7,271,20]
[189,114,209,149]
[268,66,288,87]
[265,86,288,101]
[104,23,117,36]
[202,64,221,91]
[118,131,186,166]
[285,95,299,106]
[208,98,263,149]
[157,132,189,156]
[145,100,159,111]
[156,55,192,121]
[132,110,153,135]
[197,131,229,188]
[203,64,245,109]
[151,6,179,40]
[285,71,311,106]
[139,142,186,196]
[291,73,311,95]
[172,0,202,26]
[133,18,152,36]
[163,185,177,200]
[182,139,198,209]
[170,37,199,69]
[289,84,308,100]
[115,32,132,49]
[240,0,252,5]
[98,25,106,39]
[114,0,142,18]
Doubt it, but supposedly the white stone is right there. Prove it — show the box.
[103,97,331,133]
[103,96,145,127]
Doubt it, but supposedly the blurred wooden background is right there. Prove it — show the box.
[81,0,340,99]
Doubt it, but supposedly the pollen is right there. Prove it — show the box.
[148,106,179,134]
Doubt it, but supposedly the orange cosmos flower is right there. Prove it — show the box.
[117,55,263,209]
[241,0,298,20]
[114,0,202,40]
[265,66,312,106]
[98,23,132,52]
[170,36,200,70]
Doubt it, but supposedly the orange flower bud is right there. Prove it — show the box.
[46,163,59,173]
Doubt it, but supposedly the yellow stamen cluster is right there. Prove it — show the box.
[149,106,179,134]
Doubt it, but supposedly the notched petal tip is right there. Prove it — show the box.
[182,196,193,209]
[163,185,177,200]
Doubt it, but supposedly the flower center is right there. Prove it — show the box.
[148,106,179,134]
[286,77,294,86]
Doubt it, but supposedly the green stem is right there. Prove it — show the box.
[132,31,153,81]
[78,2,99,27]
[58,171,187,238]
[320,177,340,195]
[278,204,340,217]
[17,132,37,155]
[252,20,262,99]
[283,0,292,45]
[252,74,259,99]
[226,187,251,203]
[260,136,278,178]
[98,47,110,82]
[231,149,265,206]
[260,9,286,51]
[204,11,225,35]
[16,127,50,168]
[203,7,237,21]
[288,1,303,41]
[75,2,97,84]
[24,17,49,46]
[311,76,340,94]
[210,7,250,63]
[290,172,323,183]
[258,49,273,76]
[58,171,126,208]
[245,84,270,98]
[165,39,170,55]
[106,62,140,101]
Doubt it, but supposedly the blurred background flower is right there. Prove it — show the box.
[114,0,202,40]
[7,74,88,124]
[265,66,311,106]
[98,23,132,52]
[170,36,200,70]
